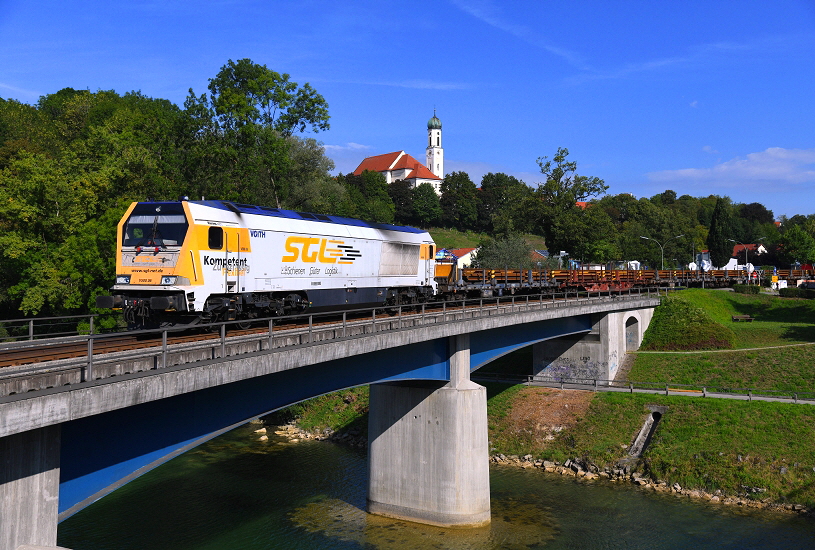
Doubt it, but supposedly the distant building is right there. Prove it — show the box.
[435,247,477,269]
[731,243,767,260]
[352,112,445,194]
[353,151,442,193]
[448,247,477,268]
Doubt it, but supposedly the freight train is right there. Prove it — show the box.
[96,200,815,328]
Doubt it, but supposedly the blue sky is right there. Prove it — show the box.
[2,1,814,217]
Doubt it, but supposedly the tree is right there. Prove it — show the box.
[412,183,442,228]
[531,148,608,254]
[440,171,478,230]
[706,197,734,267]
[388,179,415,225]
[344,170,394,223]
[778,225,815,266]
[470,235,534,269]
[183,58,331,208]
[477,172,529,233]
[282,137,349,215]
[205,58,329,136]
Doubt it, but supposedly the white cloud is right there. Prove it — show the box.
[0,82,41,102]
[690,100,698,108]
[701,145,719,154]
[322,142,371,153]
[648,147,815,190]
[450,0,587,69]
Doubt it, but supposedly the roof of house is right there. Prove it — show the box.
[353,151,441,180]
[449,247,477,258]
[731,243,766,256]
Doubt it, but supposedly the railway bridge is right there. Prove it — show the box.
[0,292,660,549]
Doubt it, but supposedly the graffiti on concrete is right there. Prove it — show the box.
[534,357,607,382]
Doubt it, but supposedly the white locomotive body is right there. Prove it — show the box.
[97,200,438,327]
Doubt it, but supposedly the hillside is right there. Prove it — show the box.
[428,227,547,252]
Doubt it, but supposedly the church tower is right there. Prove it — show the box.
[426,110,443,179]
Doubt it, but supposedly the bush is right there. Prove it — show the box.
[779,287,805,298]
[641,295,736,351]
[733,284,760,294]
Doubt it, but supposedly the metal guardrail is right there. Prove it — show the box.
[0,288,665,400]
[472,373,815,405]
[0,312,123,342]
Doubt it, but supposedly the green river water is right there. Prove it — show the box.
[58,424,815,549]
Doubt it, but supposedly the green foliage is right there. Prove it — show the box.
[411,183,442,228]
[641,294,736,350]
[388,180,414,225]
[707,197,734,267]
[477,172,529,234]
[471,234,534,269]
[779,287,806,298]
[440,171,479,230]
[343,170,395,223]
[205,58,329,136]
[778,225,815,265]
[275,386,369,434]
[531,147,608,255]
[733,284,760,294]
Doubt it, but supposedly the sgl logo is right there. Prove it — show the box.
[282,236,360,264]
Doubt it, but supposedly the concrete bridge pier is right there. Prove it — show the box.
[533,309,654,382]
[367,333,490,528]
[0,424,67,550]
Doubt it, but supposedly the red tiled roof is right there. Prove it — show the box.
[353,151,441,180]
[732,243,764,256]
[449,248,476,258]
[353,151,403,175]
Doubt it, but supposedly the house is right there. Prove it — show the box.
[435,247,478,269]
[352,111,445,194]
[448,248,477,269]
[731,243,767,261]
[353,151,442,193]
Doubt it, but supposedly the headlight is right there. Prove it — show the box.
[116,275,131,284]
[161,276,178,285]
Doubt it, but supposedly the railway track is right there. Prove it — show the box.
[0,289,663,371]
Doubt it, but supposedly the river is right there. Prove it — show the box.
[58,423,814,549]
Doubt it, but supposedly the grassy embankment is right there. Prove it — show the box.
[271,289,815,507]
[427,228,547,252]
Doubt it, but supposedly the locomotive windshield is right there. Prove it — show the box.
[122,203,189,247]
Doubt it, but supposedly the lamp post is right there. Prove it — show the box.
[640,235,685,270]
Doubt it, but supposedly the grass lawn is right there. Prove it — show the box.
[631,289,815,393]
[484,385,815,507]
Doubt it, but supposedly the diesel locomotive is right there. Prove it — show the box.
[96,200,438,327]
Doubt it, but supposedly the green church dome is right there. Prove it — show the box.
[427,112,442,130]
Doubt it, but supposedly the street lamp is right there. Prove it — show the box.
[640,235,685,270]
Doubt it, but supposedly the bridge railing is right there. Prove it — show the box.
[0,312,123,343]
[471,372,815,405]
[0,288,666,400]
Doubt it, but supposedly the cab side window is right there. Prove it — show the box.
[208,227,223,250]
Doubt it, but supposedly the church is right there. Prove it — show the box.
[352,112,445,194]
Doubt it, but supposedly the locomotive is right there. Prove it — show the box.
[96,200,437,327]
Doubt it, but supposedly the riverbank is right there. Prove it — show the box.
[261,386,814,517]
